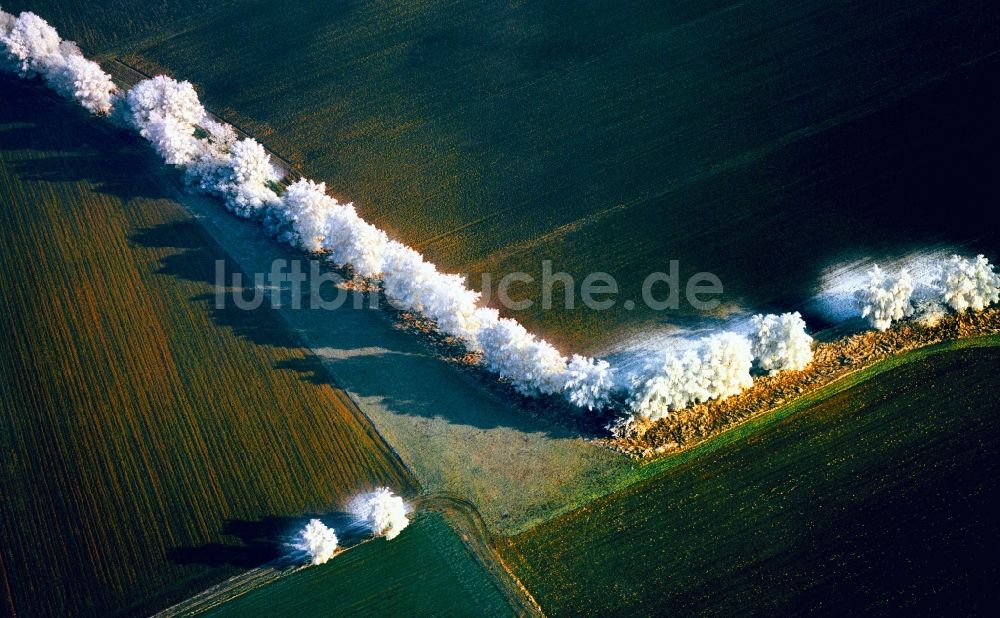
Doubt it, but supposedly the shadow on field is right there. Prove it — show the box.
[168,511,366,568]
[130,220,317,349]
[0,75,176,203]
[130,218,576,437]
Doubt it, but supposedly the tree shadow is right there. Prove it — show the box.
[129,219,312,350]
[0,74,177,204]
[168,511,366,569]
[128,216,588,436]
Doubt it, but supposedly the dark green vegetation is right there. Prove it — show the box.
[14,0,999,350]
[200,512,511,617]
[1,0,231,52]
[0,78,414,616]
[502,343,1000,615]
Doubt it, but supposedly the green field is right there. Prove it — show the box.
[501,343,1000,615]
[13,0,998,350]
[0,77,414,616]
[194,512,512,617]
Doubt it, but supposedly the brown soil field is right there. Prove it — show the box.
[0,77,414,616]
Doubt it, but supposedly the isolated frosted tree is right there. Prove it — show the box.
[628,333,753,421]
[935,254,1000,313]
[855,265,914,331]
[295,519,338,565]
[349,488,409,541]
[749,312,813,374]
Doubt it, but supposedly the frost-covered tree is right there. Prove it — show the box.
[201,116,239,153]
[217,138,281,216]
[0,11,61,77]
[381,241,485,343]
[185,117,239,195]
[349,488,409,541]
[147,116,202,166]
[749,312,813,374]
[46,53,116,115]
[276,179,390,279]
[855,265,914,331]
[0,9,14,36]
[563,354,615,410]
[295,519,338,565]
[321,204,388,279]
[420,270,487,344]
[0,9,117,114]
[275,178,338,252]
[628,333,753,421]
[380,241,439,310]
[935,254,1000,313]
[477,318,569,396]
[122,76,205,165]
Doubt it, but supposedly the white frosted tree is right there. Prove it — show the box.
[381,241,487,343]
[295,519,338,566]
[218,138,282,216]
[420,270,488,344]
[46,53,116,115]
[935,254,1000,313]
[185,117,239,195]
[563,355,615,410]
[122,76,205,165]
[855,265,914,331]
[628,333,753,421]
[477,318,569,396]
[0,11,62,77]
[749,312,813,374]
[321,204,388,278]
[201,116,238,153]
[349,488,409,541]
[380,240,439,311]
[278,178,338,252]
